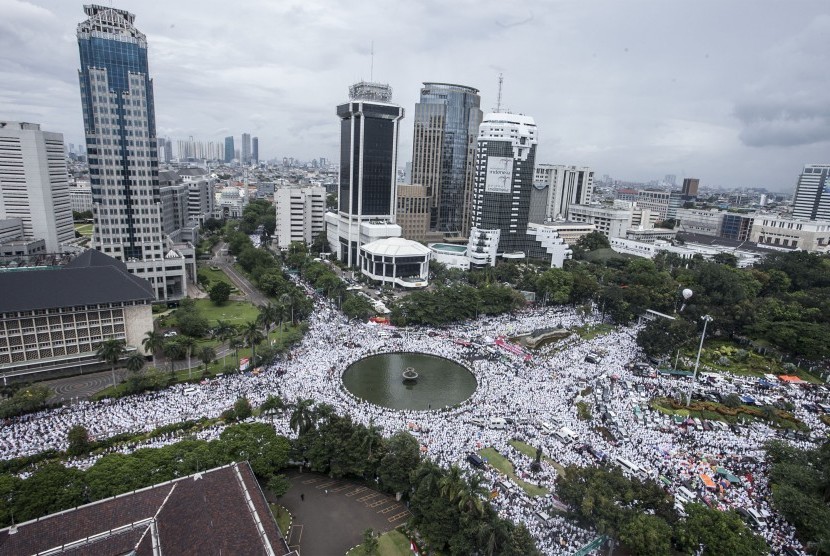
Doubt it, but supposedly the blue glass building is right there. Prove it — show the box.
[224,136,235,163]
[411,83,482,237]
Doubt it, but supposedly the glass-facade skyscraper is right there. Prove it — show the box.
[77,5,190,300]
[241,133,251,164]
[411,83,482,238]
[224,136,235,163]
[252,137,259,164]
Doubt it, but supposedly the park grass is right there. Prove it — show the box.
[192,298,259,326]
[197,266,239,292]
[651,396,807,431]
[74,223,93,236]
[269,504,292,536]
[347,529,412,556]
[508,440,567,478]
[478,447,549,497]
[573,323,614,341]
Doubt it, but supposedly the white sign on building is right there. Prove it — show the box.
[485,156,513,193]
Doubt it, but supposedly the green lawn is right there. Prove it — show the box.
[508,440,567,477]
[651,397,807,430]
[197,266,239,292]
[478,447,549,497]
[269,504,292,536]
[574,323,615,341]
[74,223,93,237]
[347,529,412,556]
[192,298,259,326]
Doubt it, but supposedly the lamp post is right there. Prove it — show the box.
[687,314,713,406]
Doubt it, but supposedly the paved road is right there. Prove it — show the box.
[276,471,410,556]
[40,369,130,403]
[211,241,270,307]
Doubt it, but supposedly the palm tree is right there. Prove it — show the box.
[163,339,184,373]
[241,320,264,367]
[178,335,198,379]
[257,302,279,335]
[289,398,315,435]
[362,420,383,464]
[125,352,146,374]
[279,293,292,329]
[199,346,216,375]
[141,330,165,369]
[456,473,488,516]
[96,338,125,387]
[212,320,236,371]
[412,460,444,496]
[438,465,465,503]
[229,336,244,372]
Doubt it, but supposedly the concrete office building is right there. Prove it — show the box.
[792,164,830,220]
[567,204,633,239]
[531,164,594,223]
[77,5,193,301]
[359,237,430,288]
[675,208,724,236]
[636,190,670,223]
[681,178,699,197]
[327,82,404,266]
[0,121,75,252]
[396,184,430,242]
[274,185,325,249]
[469,112,538,256]
[0,250,154,380]
[69,183,93,213]
[750,215,830,252]
[410,82,482,238]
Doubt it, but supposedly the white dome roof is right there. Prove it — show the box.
[361,237,431,257]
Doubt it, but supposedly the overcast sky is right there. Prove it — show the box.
[2,0,828,192]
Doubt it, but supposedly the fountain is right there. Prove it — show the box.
[402,367,419,383]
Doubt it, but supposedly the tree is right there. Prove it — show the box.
[674,504,766,556]
[268,473,291,499]
[572,231,611,258]
[362,528,379,555]
[209,282,232,305]
[142,330,165,369]
[199,346,216,374]
[67,425,92,456]
[260,395,285,415]
[241,320,264,366]
[258,302,280,334]
[636,318,696,360]
[174,298,210,337]
[618,513,672,556]
[536,268,574,305]
[378,431,421,495]
[290,399,315,435]
[163,339,185,373]
[219,423,290,478]
[234,397,253,420]
[342,293,374,320]
[213,320,237,371]
[229,336,244,372]
[124,352,146,374]
[96,338,125,387]
[178,335,198,379]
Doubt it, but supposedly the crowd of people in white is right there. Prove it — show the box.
[1,279,827,555]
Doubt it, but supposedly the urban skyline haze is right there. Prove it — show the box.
[1,0,828,191]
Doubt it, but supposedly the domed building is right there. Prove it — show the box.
[358,237,430,288]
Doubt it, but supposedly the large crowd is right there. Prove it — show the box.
[2,279,827,555]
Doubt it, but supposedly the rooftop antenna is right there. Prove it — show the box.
[495,73,504,112]
[370,41,374,82]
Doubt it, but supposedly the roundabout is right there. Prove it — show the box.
[341,352,477,411]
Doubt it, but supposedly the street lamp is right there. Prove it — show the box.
[687,314,713,406]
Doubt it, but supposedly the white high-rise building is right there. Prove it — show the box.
[241,133,252,164]
[0,121,74,252]
[274,185,326,249]
[531,164,594,222]
[78,6,192,300]
[792,164,830,221]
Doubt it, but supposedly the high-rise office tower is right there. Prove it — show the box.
[241,133,251,164]
[531,164,594,223]
[681,177,699,197]
[792,165,830,220]
[252,137,259,164]
[325,82,404,266]
[469,112,537,256]
[77,5,191,300]
[411,83,482,238]
[157,137,168,163]
[224,136,234,163]
[0,121,75,252]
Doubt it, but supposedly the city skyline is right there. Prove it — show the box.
[2,0,829,191]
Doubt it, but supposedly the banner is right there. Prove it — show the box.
[485,156,513,193]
